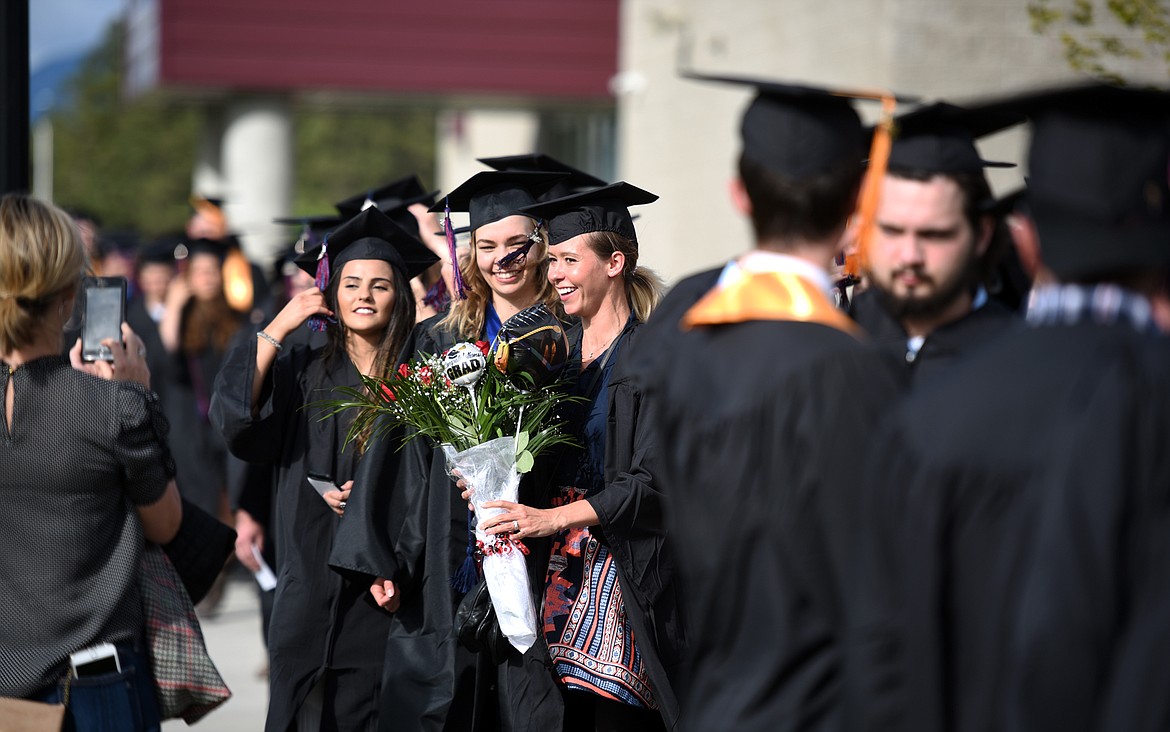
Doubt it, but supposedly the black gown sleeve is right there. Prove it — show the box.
[328,417,412,583]
[1007,357,1170,732]
[209,334,304,464]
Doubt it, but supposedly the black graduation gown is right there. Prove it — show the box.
[589,322,686,728]
[330,313,526,732]
[846,323,1170,732]
[849,288,1019,387]
[210,337,392,732]
[166,304,242,517]
[125,296,172,406]
[636,270,905,732]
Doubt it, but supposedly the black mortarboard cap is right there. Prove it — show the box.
[139,235,180,265]
[684,72,899,180]
[976,83,1170,279]
[295,207,439,282]
[273,213,343,228]
[478,154,608,200]
[99,230,140,257]
[429,171,568,231]
[334,175,437,220]
[189,195,226,211]
[274,214,343,255]
[886,102,1022,173]
[181,237,229,261]
[518,182,658,246]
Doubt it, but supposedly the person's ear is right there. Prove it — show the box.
[974,215,994,258]
[729,176,753,217]
[1008,213,1043,279]
[608,250,626,279]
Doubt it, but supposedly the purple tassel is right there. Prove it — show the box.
[445,198,468,300]
[308,239,330,332]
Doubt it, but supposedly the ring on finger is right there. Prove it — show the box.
[339,501,347,510]
[512,520,520,533]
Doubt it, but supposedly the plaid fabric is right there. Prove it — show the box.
[1025,282,1161,335]
[139,545,231,723]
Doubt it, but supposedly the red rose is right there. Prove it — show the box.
[475,340,491,356]
[398,363,411,378]
[381,384,396,402]
[418,365,434,386]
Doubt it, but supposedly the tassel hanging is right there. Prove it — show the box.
[847,92,899,279]
[308,238,330,332]
[445,198,469,300]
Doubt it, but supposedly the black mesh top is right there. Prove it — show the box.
[0,355,175,696]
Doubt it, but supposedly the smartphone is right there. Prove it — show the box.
[82,276,127,362]
[306,473,337,499]
[70,642,121,678]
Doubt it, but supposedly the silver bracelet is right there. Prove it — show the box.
[256,331,283,351]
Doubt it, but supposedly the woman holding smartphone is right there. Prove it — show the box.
[0,194,182,731]
[211,208,437,731]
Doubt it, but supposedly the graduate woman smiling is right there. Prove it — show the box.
[475,182,684,731]
[210,208,438,731]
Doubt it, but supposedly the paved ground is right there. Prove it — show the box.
[164,574,269,730]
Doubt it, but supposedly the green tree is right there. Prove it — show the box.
[51,22,200,235]
[1028,0,1170,81]
[48,22,437,238]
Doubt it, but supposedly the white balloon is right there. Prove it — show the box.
[444,342,487,387]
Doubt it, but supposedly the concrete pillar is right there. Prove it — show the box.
[220,96,293,267]
[192,106,225,201]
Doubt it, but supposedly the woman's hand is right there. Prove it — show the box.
[234,509,265,571]
[69,323,152,389]
[263,286,331,343]
[324,479,353,516]
[457,476,473,511]
[370,576,401,612]
[481,500,565,539]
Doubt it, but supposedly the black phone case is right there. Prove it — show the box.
[81,276,127,362]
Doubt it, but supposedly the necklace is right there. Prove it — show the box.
[582,330,620,361]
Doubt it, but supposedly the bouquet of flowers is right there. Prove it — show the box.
[320,304,576,653]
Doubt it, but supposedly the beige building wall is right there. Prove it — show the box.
[618,0,1165,285]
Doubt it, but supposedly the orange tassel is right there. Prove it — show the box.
[847,93,898,278]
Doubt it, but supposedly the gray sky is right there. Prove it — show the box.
[29,0,124,73]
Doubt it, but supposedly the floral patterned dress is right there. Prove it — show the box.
[542,335,657,709]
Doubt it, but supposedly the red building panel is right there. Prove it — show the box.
[133,0,618,101]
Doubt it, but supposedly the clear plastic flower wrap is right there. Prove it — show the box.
[442,438,536,653]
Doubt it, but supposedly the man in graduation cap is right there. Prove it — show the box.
[848,83,1170,732]
[623,75,905,731]
[849,102,1023,385]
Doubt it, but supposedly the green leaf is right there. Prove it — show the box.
[515,430,530,454]
[516,450,535,474]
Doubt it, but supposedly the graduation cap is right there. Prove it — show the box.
[478,154,608,200]
[176,237,229,262]
[973,83,1170,279]
[518,182,658,246]
[138,236,180,266]
[334,175,438,220]
[295,207,440,283]
[429,171,569,232]
[274,214,343,255]
[886,102,1023,173]
[683,72,904,179]
[189,194,226,211]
